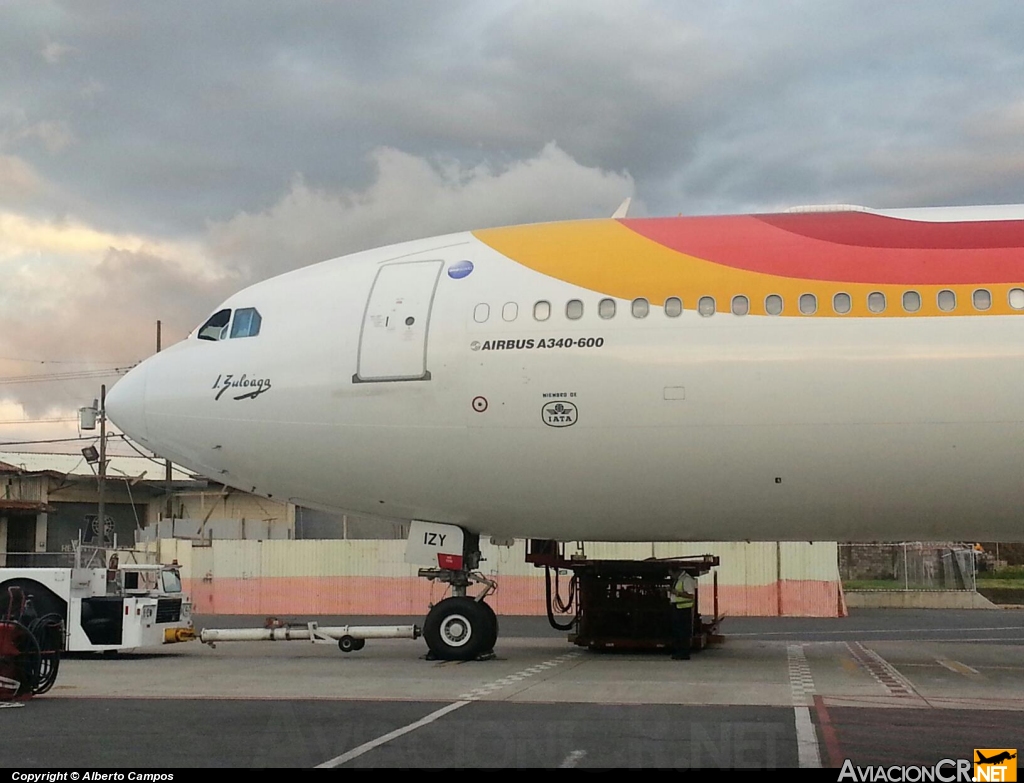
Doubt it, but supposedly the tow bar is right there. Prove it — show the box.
[200,621,421,653]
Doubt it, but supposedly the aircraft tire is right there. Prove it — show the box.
[479,600,498,652]
[423,597,495,661]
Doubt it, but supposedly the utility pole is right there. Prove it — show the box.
[157,320,173,520]
[97,384,107,543]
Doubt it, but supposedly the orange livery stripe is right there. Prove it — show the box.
[473,216,1024,317]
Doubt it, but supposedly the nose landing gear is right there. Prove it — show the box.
[408,522,498,661]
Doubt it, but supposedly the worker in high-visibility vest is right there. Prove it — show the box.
[668,569,696,660]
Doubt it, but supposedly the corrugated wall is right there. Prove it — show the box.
[176,492,288,522]
[161,538,844,617]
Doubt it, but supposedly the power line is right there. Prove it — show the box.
[0,367,134,385]
[117,434,173,468]
[0,436,98,447]
[0,357,138,366]
[0,417,79,425]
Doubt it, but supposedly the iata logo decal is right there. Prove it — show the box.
[542,401,577,427]
[212,373,272,401]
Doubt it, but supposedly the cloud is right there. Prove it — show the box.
[207,142,636,281]
[0,210,208,272]
[0,155,44,205]
[0,243,239,418]
[2,1,1022,239]
[0,206,237,422]
[41,41,75,65]
[15,121,75,154]
[0,398,81,452]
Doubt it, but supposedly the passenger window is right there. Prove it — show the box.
[566,299,584,320]
[833,293,851,314]
[473,303,490,323]
[631,298,649,318]
[1010,289,1024,310]
[799,293,817,315]
[698,296,715,317]
[765,295,783,316]
[598,298,616,319]
[198,309,231,341]
[664,297,682,318]
[973,289,992,311]
[533,301,551,321]
[902,291,921,313]
[937,290,956,312]
[868,292,886,313]
[731,295,749,316]
[230,307,262,338]
[502,302,518,322]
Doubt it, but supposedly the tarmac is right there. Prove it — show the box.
[2,608,1023,769]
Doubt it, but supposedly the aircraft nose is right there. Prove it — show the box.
[106,361,149,440]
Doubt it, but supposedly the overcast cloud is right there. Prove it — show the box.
[2,1,1023,448]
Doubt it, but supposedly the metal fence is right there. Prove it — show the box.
[0,544,157,569]
[138,518,293,542]
[838,542,977,591]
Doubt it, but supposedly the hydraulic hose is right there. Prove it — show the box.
[545,566,578,631]
[27,613,64,695]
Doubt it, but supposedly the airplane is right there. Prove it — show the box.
[976,751,1016,765]
[106,201,1024,659]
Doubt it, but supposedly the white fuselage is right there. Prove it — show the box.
[107,225,1024,543]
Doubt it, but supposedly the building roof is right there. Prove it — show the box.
[0,498,53,513]
[0,451,198,482]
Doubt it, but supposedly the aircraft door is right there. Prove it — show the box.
[354,260,443,382]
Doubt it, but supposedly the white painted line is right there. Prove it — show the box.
[937,658,981,677]
[321,650,587,766]
[786,644,816,706]
[315,700,469,768]
[794,706,822,769]
[458,651,582,702]
[728,625,1024,637]
[559,750,587,768]
[787,644,821,769]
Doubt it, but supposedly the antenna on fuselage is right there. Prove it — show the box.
[611,197,631,219]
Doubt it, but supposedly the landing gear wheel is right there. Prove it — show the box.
[352,638,365,652]
[479,601,498,653]
[423,597,496,661]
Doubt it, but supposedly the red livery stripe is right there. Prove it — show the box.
[620,213,1024,285]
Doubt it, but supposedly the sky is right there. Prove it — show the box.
[2,0,1023,452]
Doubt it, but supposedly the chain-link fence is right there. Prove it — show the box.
[839,542,978,591]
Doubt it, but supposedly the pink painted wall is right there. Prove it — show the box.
[185,576,846,617]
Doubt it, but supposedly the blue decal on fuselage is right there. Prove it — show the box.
[448,260,474,279]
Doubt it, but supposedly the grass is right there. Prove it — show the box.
[844,567,1024,591]
[844,579,919,590]
[976,565,1024,589]
[979,565,1024,581]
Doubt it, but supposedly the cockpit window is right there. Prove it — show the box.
[230,308,262,339]
[197,309,231,341]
